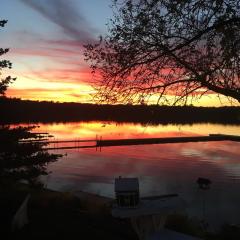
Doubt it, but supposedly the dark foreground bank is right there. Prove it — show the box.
[1,183,240,240]
[0,183,137,239]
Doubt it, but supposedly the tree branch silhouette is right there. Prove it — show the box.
[84,0,240,105]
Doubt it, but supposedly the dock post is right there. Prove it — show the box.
[96,134,98,151]
[100,136,102,152]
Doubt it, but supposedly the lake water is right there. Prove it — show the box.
[30,121,240,228]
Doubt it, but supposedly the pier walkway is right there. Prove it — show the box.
[19,134,240,150]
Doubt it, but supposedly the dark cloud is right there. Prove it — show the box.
[20,0,96,43]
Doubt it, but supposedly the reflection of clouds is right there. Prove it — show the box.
[48,143,232,195]
[45,141,240,228]
[181,141,240,165]
[222,164,240,178]
[181,148,228,161]
[35,122,200,141]
[46,144,240,228]
[181,148,205,158]
[38,122,240,228]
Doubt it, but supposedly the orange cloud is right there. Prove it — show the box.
[7,84,95,103]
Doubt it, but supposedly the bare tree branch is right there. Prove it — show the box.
[84,0,240,105]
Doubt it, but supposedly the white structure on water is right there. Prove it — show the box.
[112,177,202,240]
[115,177,139,208]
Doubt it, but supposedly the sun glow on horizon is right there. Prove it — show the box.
[6,74,96,103]
[5,63,238,106]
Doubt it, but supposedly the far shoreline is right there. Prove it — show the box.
[0,97,239,125]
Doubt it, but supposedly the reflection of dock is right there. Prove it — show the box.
[20,134,240,150]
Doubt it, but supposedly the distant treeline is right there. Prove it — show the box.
[0,98,240,125]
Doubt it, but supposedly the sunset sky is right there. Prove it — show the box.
[0,0,237,106]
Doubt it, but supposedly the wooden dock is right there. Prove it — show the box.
[44,145,96,150]
[19,134,240,150]
[19,139,95,144]
[96,134,240,147]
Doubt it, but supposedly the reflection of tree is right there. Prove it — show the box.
[85,0,240,105]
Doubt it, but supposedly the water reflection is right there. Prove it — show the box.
[24,121,240,140]
[33,121,240,228]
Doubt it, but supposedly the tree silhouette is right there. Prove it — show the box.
[84,0,240,105]
[0,125,61,186]
[0,20,16,95]
[0,20,61,186]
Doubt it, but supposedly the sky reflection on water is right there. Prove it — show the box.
[34,121,240,228]
[29,121,240,140]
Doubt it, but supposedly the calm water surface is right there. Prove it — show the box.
[31,121,240,228]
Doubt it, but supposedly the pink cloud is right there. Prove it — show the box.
[18,67,92,84]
